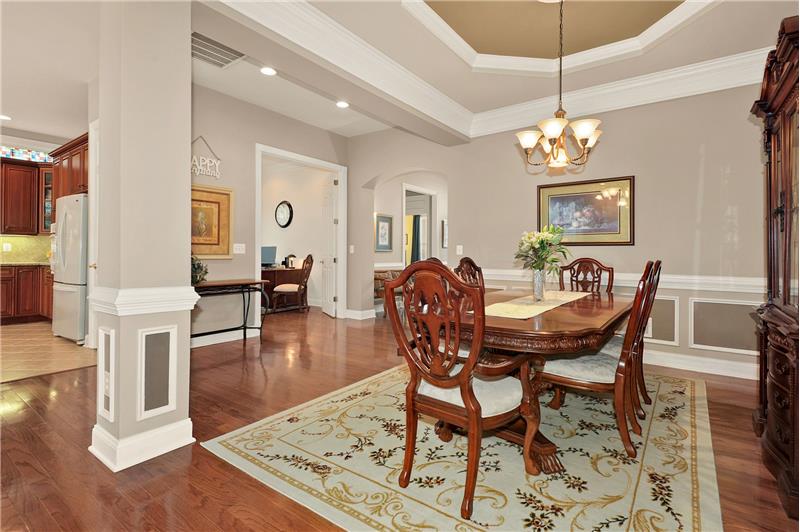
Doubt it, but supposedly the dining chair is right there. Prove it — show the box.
[272,254,313,313]
[559,257,614,293]
[540,260,661,458]
[454,256,485,289]
[385,259,538,519]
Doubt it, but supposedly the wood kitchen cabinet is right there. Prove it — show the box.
[1,267,15,318]
[1,160,39,235]
[0,265,50,322]
[39,165,54,234]
[14,266,39,317]
[39,266,53,319]
[50,133,88,215]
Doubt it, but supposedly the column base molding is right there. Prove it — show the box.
[89,418,195,472]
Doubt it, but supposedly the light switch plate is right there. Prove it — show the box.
[2,243,11,252]
[233,243,246,254]
[349,245,355,254]
[456,245,463,256]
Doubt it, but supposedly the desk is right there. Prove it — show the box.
[261,267,305,312]
[192,279,270,341]
[462,289,633,474]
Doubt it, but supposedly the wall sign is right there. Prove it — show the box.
[191,136,221,179]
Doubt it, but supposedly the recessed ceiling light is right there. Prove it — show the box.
[0,114,10,121]
[260,66,277,76]
[336,101,349,109]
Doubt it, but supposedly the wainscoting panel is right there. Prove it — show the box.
[137,325,178,421]
[648,296,679,346]
[690,298,759,355]
[97,327,115,422]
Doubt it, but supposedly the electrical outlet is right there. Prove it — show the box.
[1,243,10,252]
[233,243,246,254]
[455,245,463,256]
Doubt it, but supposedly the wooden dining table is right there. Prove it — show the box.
[460,288,634,474]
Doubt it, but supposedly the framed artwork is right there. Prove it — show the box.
[441,219,448,248]
[374,214,393,252]
[538,176,634,245]
[191,184,233,258]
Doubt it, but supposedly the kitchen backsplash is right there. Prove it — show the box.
[0,235,51,264]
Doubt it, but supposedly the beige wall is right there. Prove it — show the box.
[191,85,347,333]
[347,84,765,312]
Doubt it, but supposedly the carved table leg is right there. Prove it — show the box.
[518,357,565,475]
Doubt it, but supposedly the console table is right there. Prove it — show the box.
[192,279,270,341]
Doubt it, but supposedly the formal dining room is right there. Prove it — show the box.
[1,0,798,531]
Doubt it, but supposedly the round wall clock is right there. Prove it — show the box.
[275,200,293,228]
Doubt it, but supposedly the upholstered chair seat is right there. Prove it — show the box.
[274,283,300,293]
[418,364,523,417]
[542,353,618,383]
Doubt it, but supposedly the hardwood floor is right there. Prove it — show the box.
[1,309,795,531]
[0,321,96,383]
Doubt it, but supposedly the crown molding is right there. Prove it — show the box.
[221,0,473,137]
[401,0,720,76]
[470,47,770,137]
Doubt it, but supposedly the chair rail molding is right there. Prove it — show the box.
[482,269,767,294]
[89,286,200,316]
[401,0,720,76]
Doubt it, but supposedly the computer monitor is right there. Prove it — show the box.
[261,246,277,266]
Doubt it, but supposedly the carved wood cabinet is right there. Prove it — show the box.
[751,15,799,519]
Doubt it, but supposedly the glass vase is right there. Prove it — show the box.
[532,269,545,302]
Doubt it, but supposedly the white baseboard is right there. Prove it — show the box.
[643,347,757,380]
[190,328,260,348]
[88,418,195,472]
[345,308,377,320]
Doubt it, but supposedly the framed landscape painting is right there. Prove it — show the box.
[374,214,393,252]
[191,185,232,258]
[538,176,634,245]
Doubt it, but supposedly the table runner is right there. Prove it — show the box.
[484,290,589,319]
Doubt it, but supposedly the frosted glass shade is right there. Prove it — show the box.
[586,130,603,148]
[537,117,568,139]
[569,119,601,140]
[548,147,569,168]
[516,130,543,149]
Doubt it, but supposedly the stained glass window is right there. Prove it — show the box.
[1,145,53,163]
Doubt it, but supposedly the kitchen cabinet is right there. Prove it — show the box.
[39,165,54,234]
[1,160,39,235]
[51,133,88,214]
[0,265,50,321]
[39,266,53,319]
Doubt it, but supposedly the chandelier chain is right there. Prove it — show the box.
[558,0,564,112]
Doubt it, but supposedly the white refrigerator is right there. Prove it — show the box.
[52,193,88,343]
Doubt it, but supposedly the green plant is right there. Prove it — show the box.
[191,255,208,285]
[514,225,569,274]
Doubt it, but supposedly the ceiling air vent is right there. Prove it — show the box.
[191,32,244,68]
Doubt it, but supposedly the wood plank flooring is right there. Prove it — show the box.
[1,309,795,531]
[1,321,96,383]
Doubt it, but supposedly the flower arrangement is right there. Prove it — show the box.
[514,225,569,274]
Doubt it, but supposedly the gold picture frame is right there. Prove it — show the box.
[538,176,634,245]
[191,184,233,259]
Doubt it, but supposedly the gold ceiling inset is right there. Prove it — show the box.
[426,1,682,59]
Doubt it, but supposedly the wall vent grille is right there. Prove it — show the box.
[191,32,244,68]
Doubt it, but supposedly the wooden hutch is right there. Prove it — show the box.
[751,15,799,519]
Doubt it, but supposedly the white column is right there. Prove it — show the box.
[87,1,198,472]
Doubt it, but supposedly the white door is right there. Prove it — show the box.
[320,178,337,318]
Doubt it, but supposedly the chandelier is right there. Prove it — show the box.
[515,0,602,168]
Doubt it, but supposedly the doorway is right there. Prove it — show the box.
[402,184,436,266]
[255,144,347,318]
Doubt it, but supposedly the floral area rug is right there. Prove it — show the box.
[202,366,722,531]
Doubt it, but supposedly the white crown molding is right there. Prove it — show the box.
[401,0,720,76]
[88,419,195,472]
[89,286,200,316]
[470,46,770,137]
[482,268,766,294]
[222,0,473,136]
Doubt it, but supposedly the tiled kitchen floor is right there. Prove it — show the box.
[0,321,95,382]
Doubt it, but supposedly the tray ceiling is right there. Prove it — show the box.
[427,1,682,59]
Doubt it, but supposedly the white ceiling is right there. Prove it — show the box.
[192,58,389,138]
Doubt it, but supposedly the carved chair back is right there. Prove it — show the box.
[454,257,485,289]
[385,259,485,390]
[616,261,655,372]
[559,257,614,293]
[299,254,314,291]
